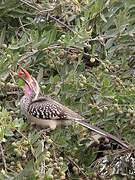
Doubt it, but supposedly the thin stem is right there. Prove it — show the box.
[0,143,7,171]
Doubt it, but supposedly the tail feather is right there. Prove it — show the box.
[73,119,129,149]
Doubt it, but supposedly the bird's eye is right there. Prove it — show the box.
[18,70,25,78]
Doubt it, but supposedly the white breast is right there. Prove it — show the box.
[26,112,72,130]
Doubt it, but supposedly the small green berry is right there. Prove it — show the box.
[57,39,62,43]
[104,138,109,143]
[47,139,53,144]
[48,174,54,179]
[12,142,17,147]
[115,64,119,69]
[46,151,50,155]
[1,44,7,48]
[72,166,78,175]
[99,108,103,113]
[128,109,134,114]
[24,147,29,151]
[42,85,46,89]
[73,147,78,151]
[79,83,84,88]
[114,104,119,108]
[53,162,57,167]
[103,106,108,111]
[61,34,65,38]
[93,172,97,177]
[22,154,27,159]
[55,166,61,171]
[7,54,12,59]
[126,113,130,117]
[49,158,53,162]
[133,113,135,117]
[45,157,50,163]
[59,157,63,162]
[23,140,29,145]
[90,57,95,63]
[10,165,14,169]
[17,161,23,170]
[45,136,50,142]
[10,161,15,165]
[106,60,111,64]
[60,175,65,180]
[54,174,58,178]
[104,68,109,73]
[59,162,64,166]
[74,158,79,163]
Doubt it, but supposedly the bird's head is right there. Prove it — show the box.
[18,67,40,98]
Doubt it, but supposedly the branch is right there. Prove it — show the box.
[20,0,76,33]
[48,14,76,34]
[0,143,7,171]
[67,157,89,180]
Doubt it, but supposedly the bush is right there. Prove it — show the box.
[0,0,135,179]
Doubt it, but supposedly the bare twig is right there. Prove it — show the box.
[17,50,38,66]
[15,129,28,140]
[37,67,44,83]
[0,82,18,90]
[9,72,16,84]
[20,0,39,11]
[17,45,83,67]
[0,143,7,171]
[18,18,32,42]
[19,18,26,33]
[7,167,17,173]
[20,0,76,33]
[48,14,76,34]
[6,91,19,95]
[87,33,135,44]
[67,157,89,179]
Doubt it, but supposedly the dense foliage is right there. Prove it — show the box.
[0,0,135,179]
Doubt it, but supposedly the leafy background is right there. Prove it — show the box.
[0,0,135,179]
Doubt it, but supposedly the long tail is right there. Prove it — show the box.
[73,119,129,149]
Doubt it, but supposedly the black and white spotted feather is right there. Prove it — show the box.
[28,100,67,120]
[28,96,82,121]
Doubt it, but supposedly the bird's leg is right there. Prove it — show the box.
[30,121,36,126]
[29,122,50,134]
[39,123,57,135]
[40,128,52,135]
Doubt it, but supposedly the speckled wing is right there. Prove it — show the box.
[27,97,129,149]
[28,96,83,121]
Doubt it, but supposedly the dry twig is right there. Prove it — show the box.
[0,143,7,171]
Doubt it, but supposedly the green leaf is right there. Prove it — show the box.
[28,131,40,145]
[100,13,107,23]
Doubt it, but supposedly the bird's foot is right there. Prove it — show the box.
[39,128,51,135]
